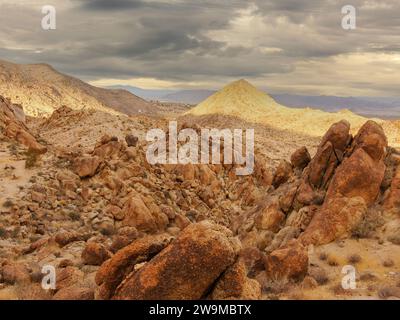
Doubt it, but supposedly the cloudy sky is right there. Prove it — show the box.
[0,0,399,96]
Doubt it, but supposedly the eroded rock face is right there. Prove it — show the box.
[272,160,292,189]
[111,221,241,300]
[254,203,285,232]
[298,121,388,245]
[0,96,47,153]
[93,138,123,160]
[81,242,112,266]
[384,166,400,211]
[299,197,367,245]
[121,194,168,232]
[295,120,351,206]
[325,147,385,205]
[95,234,173,299]
[264,239,308,283]
[326,121,387,205]
[72,156,102,178]
[210,260,261,300]
[290,146,311,170]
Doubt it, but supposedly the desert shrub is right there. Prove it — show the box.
[10,226,21,239]
[2,199,14,208]
[68,211,81,221]
[360,272,377,281]
[8,142,18,155]
[311,269,329,285]
[100,226,116,236]
[347,254,362,264]
[352,208,385,239]
[0,226,7,238]
[319,252,328,261]
[382,259,394,268]
[25,148,40,169]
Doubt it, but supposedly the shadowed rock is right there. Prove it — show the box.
[112,221,240,300]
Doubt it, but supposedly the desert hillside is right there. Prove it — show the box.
[0,59,155,117]
[187,80,400,148]
[1,91,400,300]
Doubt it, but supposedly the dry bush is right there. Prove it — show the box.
[0,226,7,238]
[382,259,394,268]
[2,199,14,208]
[8,142,18,156]
[352,208,385,239]
[68,211,81,221]
[347,254,362,264]
[319,252,328,261]
[359,271,377,282]
[25,148,40,169]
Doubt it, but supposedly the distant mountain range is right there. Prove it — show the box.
[0,60,155,117]
[110,85,400,119]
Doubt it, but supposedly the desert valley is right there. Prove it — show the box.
[0,59,400,300]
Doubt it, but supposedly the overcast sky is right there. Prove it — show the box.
[0,0,399,96]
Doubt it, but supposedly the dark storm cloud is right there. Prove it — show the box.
[78,0,146,10]
[0,0,399,95]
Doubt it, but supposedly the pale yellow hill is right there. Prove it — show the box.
[187,79,400,147]
[0,59,156,117]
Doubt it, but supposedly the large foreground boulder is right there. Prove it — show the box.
[111,221,241,300]
[96,234,173,299]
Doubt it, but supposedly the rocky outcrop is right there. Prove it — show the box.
[325,121,387,205]
[0,96,47,153]
[296,120,351,206]
[299,121,387,245]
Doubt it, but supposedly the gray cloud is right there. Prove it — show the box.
[0,0,399,95]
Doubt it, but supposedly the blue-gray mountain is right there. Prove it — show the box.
[112,86,400,119]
